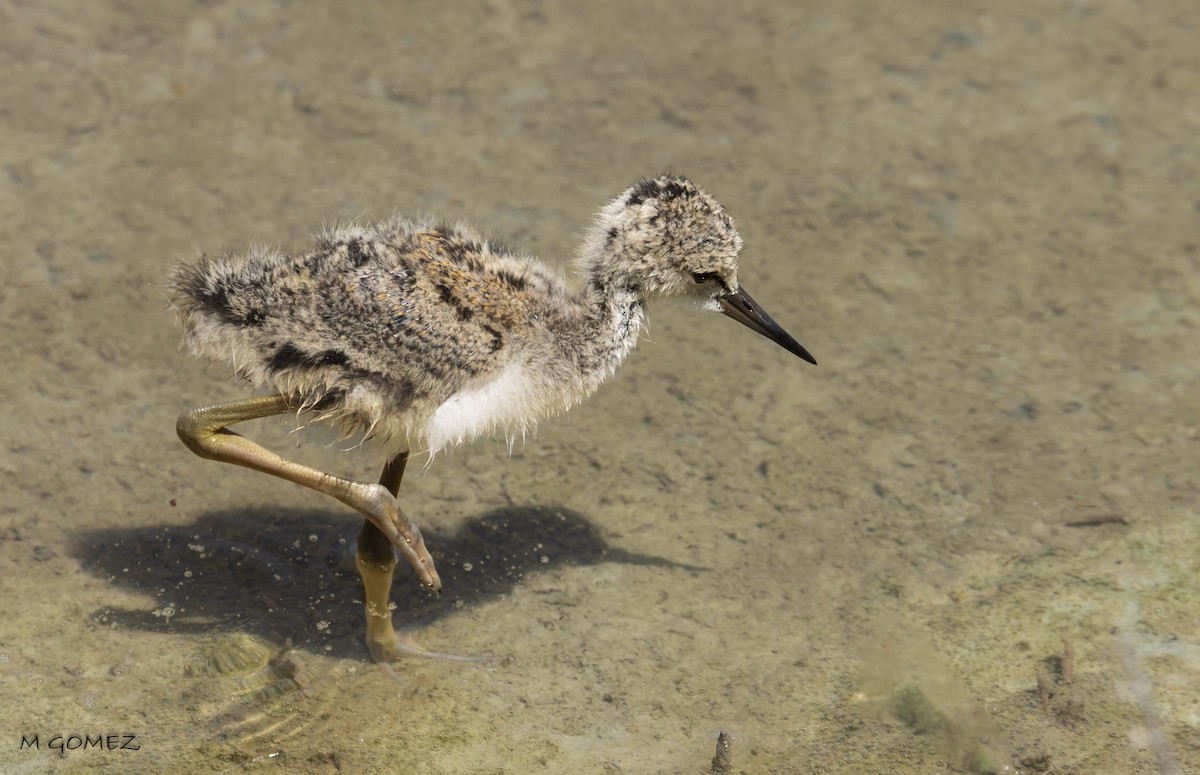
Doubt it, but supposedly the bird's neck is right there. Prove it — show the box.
[572,259,645,390]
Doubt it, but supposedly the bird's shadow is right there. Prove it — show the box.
[73,504,705,660]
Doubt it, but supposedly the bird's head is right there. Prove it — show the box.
[589,175,743,299]
[582,175,816,364]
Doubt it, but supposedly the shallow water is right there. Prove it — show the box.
[2,2,1198,773]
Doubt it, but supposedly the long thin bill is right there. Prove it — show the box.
[717,287,817,364]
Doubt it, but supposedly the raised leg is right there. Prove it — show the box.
[176,395,440,589]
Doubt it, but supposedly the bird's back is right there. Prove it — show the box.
[172,217,581,451]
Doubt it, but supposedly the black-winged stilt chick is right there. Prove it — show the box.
[171,175,815,665]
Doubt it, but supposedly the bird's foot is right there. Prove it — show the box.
[365,613,487,681]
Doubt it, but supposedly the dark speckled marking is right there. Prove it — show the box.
[198,282,231,316]
[268,344,350,373]
[197,281,236,321]
[443,240,487,273]
[494,268,527,291]
[435,282,475,321]
[196,279,267,327]
[482,324,504,353]
[627,176,694,207]
[388,263,416,292]
[384,374,419,413]
[626,180,656,206]
[659,179,689,201]
[268,345,306,370]
[347,239,371,268]
[313,349,350,366]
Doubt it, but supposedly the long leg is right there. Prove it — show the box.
[357,455,407,662]
[176,395,440,589]
[357,455,481,664]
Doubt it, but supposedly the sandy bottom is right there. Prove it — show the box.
[2,2,1198,773]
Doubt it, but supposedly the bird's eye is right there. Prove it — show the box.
[692,272,718,284]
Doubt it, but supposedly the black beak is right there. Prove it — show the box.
[717,287,817,364]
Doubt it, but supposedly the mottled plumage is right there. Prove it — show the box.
[174,219,590,453]
[171,175,814,666]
